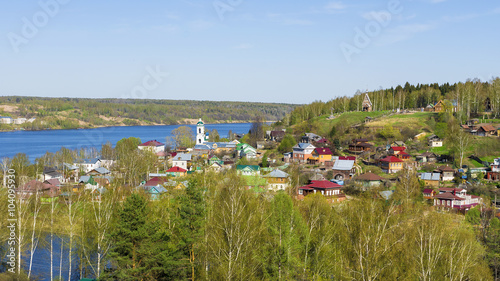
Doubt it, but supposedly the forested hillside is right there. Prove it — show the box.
[0,97,298,130]
[284,78,500,125]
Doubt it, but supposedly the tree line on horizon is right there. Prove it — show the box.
[0,97,298,130]
[284,78,500,126]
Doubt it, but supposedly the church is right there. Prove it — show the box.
[193,118,238,154]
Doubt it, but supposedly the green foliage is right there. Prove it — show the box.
[466,207,481,225]
[278,134,296,154]
[378,124,400,140]
[172,126,194,148]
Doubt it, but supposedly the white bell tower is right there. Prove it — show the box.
[196,118,206,144]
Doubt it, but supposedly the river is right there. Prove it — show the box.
[0,123,253,161]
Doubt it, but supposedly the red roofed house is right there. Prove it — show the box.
[397,151,412,161]
[297,180,346,203]
[379,156,403,173]
[339,156,356,161]
[422,188,436,200]
[389,146,406,155]
[166,166,187,177]
[309,147,333,164]
[434,188,482,211]
[138,140,165,153]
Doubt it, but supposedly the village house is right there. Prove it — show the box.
[86,167,111,176]
[0,116,13,124]
[43,167,64,183]
[379,156,404,173]
[292,143,316,163]
[389,146,406,155]
[422,188,436,200]
[297,180,346,203]
[301,133,322,143]
[141,177,169,200]
[171,153,191,170]
[476,124,497,136]
[420,172,441,187]
[436,166,455,181]
[352,172,385,188]
[237,143,257,159]
[262,169,290,191]
[17,180,58,202]
[266,130,286,142]
[309,147,333,164]
[486,158,500,181]
[433,100,445,112]
[433,188,482,211]
[427,134,443,147]
[416,152,438,163]
[166,166,187,177]
[331,159,356,180]
[138,140,165,153]
[236,165,261,176]
[348,139,373,153]
[74,158,101,174]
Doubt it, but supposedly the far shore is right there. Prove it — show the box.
[0,119,277,133]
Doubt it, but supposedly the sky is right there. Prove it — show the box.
[0,0,499,104]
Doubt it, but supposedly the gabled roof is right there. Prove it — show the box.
[263,169,289,178]
[420,173,440,181]
[194,144,211,150]
[44,179,61,186]
[313,147,332,155]
[166,166,187,173]
[380,156,403,163]
[140,140,165,147]
[89,167,110,174]
[144,177,169,187]
[355,172,384,181]
[299,180,341,190]
[173,153,192,161]
[390,146,406,151]
[422,188,435,194]
[437,166,455,172]
[332,159,354,170]
[339,156,356,161]
[478,124,496,132]
[399,151,411,157]
[236,165,260,171]
[76,158,101,165]
[270,131,285,137]
[293,143,315,150]
[434,192,464,200]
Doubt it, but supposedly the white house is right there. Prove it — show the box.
[14,118,27,125]
[434,188,482,211]
[171,153,192,170]
[0,117,13,124]
[138,140,165,153]
[74,158,101,174]
[428,134,443,147]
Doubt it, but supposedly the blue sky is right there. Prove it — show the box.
[0,0,499,104]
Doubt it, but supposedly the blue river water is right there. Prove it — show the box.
[0,123,252,161]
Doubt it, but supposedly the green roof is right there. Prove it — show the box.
[236,165,260,171]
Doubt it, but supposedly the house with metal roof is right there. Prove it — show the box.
[332,159,356,180]
[262,169,290,191]
[353,172,385,188]
[420,172,441,186]
[236,165,260,176]
[292,143,316,163]
[171,153,192,170]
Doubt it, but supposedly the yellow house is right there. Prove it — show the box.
[380,156,404,173]
[309,147,333,164]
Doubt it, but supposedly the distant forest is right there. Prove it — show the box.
[0,97,299,130]
[284,78,500,125]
